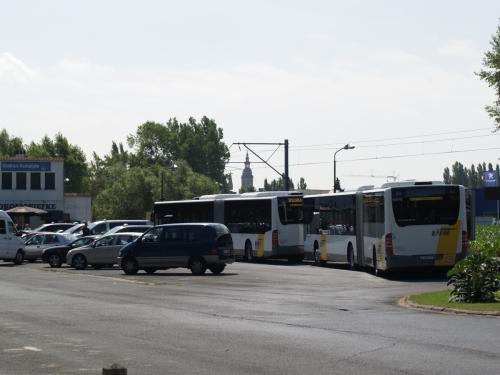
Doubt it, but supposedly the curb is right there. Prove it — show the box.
[398,296,500,317]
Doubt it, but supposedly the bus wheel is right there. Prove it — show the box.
[244,241,253,262]
[347,246,355,271]
[372,248,379,276]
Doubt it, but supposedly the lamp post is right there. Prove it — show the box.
[333,144,355,193]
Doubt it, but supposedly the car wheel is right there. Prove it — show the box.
[209,264,225,275]
[13,250,24,265]
[121,257,139,275]
[190,257,207,275]
[48,254,62,268]
[347,247,355,271]
[144,268,157,274]
[244,241,253,262]
[72,254,88,270]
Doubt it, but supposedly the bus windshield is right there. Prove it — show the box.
[278,196,304,225]
[391,186,460,227]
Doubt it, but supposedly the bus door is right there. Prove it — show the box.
[355,191,365,266]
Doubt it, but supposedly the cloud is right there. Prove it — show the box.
[437,40,478,58]
[0,52,40,82]
[56,58,114,75]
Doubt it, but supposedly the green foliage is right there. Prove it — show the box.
[477,22,500,131]
[442,161,499,188]
[298,177,307,190]
[127,117,230,189]
[27,134,90,193]
[0,129,24,156]
[91,158,219,220]
[263,177,295,191]
[447,225,500,303]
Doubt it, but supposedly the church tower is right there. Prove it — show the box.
[241,152,254,191]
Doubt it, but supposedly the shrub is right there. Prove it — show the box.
[447,226,500,303]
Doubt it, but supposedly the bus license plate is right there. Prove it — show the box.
[420,255,435,260]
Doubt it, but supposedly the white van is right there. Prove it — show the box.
[0,210,25,264]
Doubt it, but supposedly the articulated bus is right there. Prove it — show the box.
[303,192,358,269]
[153,191,306,262]
[304,182,470,274]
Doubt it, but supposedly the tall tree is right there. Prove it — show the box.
[0,129,24,156]
[127,117,230,189]
[443,167,451,184]
[477,22,500,131]
[263,177,295,191]
[26,133,89,193]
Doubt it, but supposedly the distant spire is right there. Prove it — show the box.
[241,152,254,190]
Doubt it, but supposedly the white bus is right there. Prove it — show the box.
[303,192,358,269]
[304,182,470,274]
[153,191,306,262]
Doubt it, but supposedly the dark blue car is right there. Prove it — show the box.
[118,223,234,275]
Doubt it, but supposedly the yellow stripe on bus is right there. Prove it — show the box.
[434,220,460,266]
[257,234,265,257]
[321,233,328,261]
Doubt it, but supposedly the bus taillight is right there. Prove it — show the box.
[461,231,469,254]
[272,230,279,249]
[385,233,393,255]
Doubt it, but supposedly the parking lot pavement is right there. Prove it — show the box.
[1,261,499,375]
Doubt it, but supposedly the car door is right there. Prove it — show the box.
[24,234,44,259]
[134,227,166,267]
[102,235,135,264]
[91,235,115,264]
[0,219,13,258]
[163,226,191,267]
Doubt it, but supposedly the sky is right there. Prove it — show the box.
[1,0,500,192]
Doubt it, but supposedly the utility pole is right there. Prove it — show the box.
[231,140,290,190]
[284,139,289,191]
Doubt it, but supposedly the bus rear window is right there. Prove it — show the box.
[278,196,304,225]
[391,186,460,226]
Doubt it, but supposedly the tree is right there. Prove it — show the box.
[477,22,500,131]
[263,177,295,191]
[0,129,24,156]
[297,177,307,190]
[127,117,230,189]
[443,167,451,184]
[25,133,89,193]
[334,177,344,192]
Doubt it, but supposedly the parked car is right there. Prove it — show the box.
[23,232,76,262]
[61,223,85,237]
[86,219,153,236]
[118,223,234,275]
[101,224,153,237]
[0,210,25,265]
[41,235,99,268]
[66,232,141,270]
[28,222,79,234]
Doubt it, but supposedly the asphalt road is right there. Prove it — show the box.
[0,261,499,375]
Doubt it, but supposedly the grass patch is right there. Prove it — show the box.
[409,290,500,312]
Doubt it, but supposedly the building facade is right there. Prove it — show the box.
[0,157,91,225]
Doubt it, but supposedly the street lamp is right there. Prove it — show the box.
[333,144,355,193]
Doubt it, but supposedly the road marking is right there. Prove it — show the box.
[24,346,42,352]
